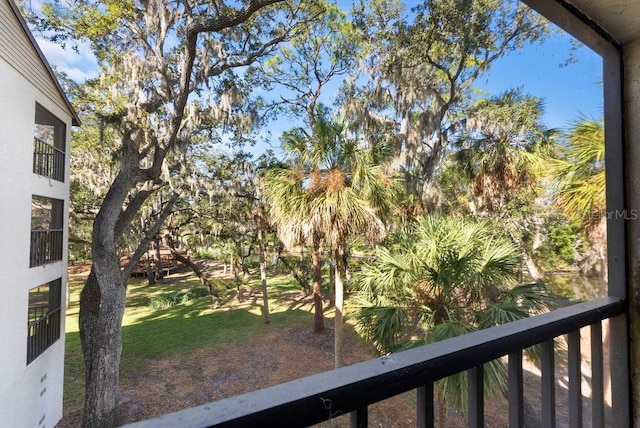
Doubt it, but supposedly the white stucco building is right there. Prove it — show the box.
[0,0,79,426]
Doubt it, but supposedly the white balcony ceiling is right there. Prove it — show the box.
[568,0,640,45]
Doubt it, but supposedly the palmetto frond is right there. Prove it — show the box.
[354,214,538,334]
[451,89,554,212]
[262,167,310,248]
[353,306,411,353]
[353,214,555,405]
[553,117,605,221]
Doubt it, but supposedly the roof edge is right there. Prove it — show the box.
[6,0,81,126]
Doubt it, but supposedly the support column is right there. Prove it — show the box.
[624,38,640,426]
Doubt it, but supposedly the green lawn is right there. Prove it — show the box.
[63,270,321,411]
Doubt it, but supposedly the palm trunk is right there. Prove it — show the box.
[259,229,271,323]
[334,246,344,368]
[312,233,324,333]
[329,258,335,306]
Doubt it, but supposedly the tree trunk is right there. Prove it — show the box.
[277,254,311,293]
[334,247,344,368]
[259,229,271,324]
[79,169,140,428]
[312,233,324,333]
[66,278,71,309]
[231,252,239,281]
[145,253,155,285]
[236,240,250,276]
[79,266,126,428]
[168,245,220,306]
[523,250,544,281]
[151,237,163,281]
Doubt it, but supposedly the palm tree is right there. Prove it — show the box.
[553,117,606,294]
[263,108,399,367]
[353,214,554,422]
[446,89,556,280]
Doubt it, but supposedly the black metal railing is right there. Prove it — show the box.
[27,308,61,364]
[33,137,65,182]
[123,297,626,428]
[30,229,63,267]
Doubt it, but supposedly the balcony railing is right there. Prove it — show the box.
[30,229,63,267]
[33,137,65,182]
[124,297,626,428]
[27,308,61,364]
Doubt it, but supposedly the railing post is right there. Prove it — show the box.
[590,322,604,428]
[468,365,484,427]
[33,137,65,182]
[508,351,524,427]
[567,330,582,428]
[416,383,434,428]
[350,406,367,428]
[541,339,556,428]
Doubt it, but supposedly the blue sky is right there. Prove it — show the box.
[34,3,603,154]
[476,29,603,131]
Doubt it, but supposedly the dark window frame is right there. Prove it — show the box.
[33,104,66,182]
[27,279,62,364]
[30,195,64,267]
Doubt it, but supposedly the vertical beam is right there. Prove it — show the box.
[508,351,524,428]
[541,339,556,428]
[350,407,367,428]
[568,330,583,428]
[468,365,484,427]
[603,42,631,428]
[416,383,434,428]
[591,322,605,428]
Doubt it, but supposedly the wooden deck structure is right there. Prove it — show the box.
[120,246,185,277]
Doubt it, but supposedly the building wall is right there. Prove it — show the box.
[0,45,72,428]
[0,0,72,118]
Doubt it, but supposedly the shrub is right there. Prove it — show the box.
[150,293,182,310]
[194,251,215,260]
[181,286,210,302]
[149,287,209,309]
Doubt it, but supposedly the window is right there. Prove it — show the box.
[27,279,62,364]
[33,104,66,182]
[30,196,64,267]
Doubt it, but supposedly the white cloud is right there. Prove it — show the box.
[35,37,99,82]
